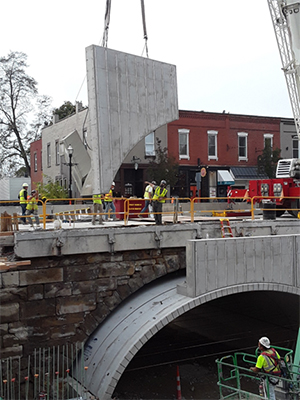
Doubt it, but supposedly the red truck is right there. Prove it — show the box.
[228,159,300,217]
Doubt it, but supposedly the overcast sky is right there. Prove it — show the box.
[0,0,293,118]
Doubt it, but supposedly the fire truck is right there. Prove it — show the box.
[229,158,300,217]
[229,1,300,218]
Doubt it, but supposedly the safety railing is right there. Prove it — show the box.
[216,346,299,400]
[0,194,299,230]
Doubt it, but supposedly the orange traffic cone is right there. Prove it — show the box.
[176,365,182,400]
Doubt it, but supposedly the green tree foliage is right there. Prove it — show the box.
[0,51,52,178]
[53,101,76,120]
[0,52,51,176]
[257,142,281,178]
[148,138,179,187]
[35,175,68,199]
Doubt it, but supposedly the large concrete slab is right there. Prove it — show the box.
[86,45,178,194]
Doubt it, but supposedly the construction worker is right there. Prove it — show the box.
[25,190,41,229]
[104,182,116,221]
[138,181,156,218]
[250,337,281,400]
[19,183,29,224]
[92,193,104,225]
[152,180,168,225]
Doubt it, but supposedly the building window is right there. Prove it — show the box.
[34,152,38,172]
[264,134,273,150]
[293,137,298,158]
[237,132,248,161]
[145,132,155,156]
[47,143,51,168]
[207,130,218,160]
[179,129,190,160]
[55,140,60,165]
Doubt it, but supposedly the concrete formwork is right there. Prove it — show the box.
[86,45,178,194]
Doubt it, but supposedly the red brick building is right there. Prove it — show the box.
[30,139,43,190]
[167,110,281,198]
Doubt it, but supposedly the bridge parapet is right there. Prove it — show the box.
[178,234,299,297]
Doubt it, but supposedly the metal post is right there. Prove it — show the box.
[69,151,72,199]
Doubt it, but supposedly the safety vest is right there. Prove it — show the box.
[26,197,38,211]
[153,186,167,203]
[261,348,281,376]
[104,189,113,202]
[144,185,152,199]
[19,189,28,204]
[93,194,102,204]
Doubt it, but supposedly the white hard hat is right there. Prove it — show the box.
[259,336,270,349]
[112,182,115,186]
[23,183,28,187]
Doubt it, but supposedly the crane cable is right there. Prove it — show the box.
[140,0,149,58]
[102,0,112,47]
[101,0,149,57]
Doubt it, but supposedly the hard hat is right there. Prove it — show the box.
[259,336,270,349]
[160,180,166,186]
[31,190,36,195]
[112,182,115,186]
[23,183,28,187]
[152,181,157,185]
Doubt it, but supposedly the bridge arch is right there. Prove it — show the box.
[77,270,300,400]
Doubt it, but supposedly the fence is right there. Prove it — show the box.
[0,195,299,231]
[0,343,92,400]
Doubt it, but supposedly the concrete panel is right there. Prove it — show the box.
[184,235,300,298]
[86,45,178,193]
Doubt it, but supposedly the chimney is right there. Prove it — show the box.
[76,101,83,113]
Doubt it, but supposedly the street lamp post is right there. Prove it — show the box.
[67,145,73,199]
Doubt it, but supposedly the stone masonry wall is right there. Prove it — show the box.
[0,247,186,359]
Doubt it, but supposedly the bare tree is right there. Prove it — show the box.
[0,51,52,177]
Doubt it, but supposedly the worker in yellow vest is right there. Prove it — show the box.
[19,182,29,224]
[152,180,168,225]
[25,190,41,228]
[92,193,104,225]
[104,182,116,221]
[138,181,156,218]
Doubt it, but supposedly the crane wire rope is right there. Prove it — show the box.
[76,0,149,103]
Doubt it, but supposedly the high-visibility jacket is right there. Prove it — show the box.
[144,185,152,199]
[19,189,28,204]
[153,186,167,203]
[260,348,281,376]
[93,194,103,204]
[26,197,38,211]
[104,189,113,202]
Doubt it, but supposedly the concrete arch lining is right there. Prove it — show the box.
[74,273,300,400]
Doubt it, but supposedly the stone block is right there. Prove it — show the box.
[165,254,180,272]
[20,268,63,286]
[0,287,27,303]
[27,284,44,300]
[0,323,8,335]
[0,303,19,323]
[56,294,96,315]
[0,345,23,358]
[20,299,56,320]
[44,282,72,298]
[64,265,100,282]
[2,271,19,287]
[99,262,135,277]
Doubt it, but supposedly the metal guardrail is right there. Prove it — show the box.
[216,346,299,400]
[0,195,299,230]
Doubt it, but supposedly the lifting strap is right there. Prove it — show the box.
[102,0,112,47]
[220,218,233,238]
[101,0,149,57]
[140,0,149,57]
